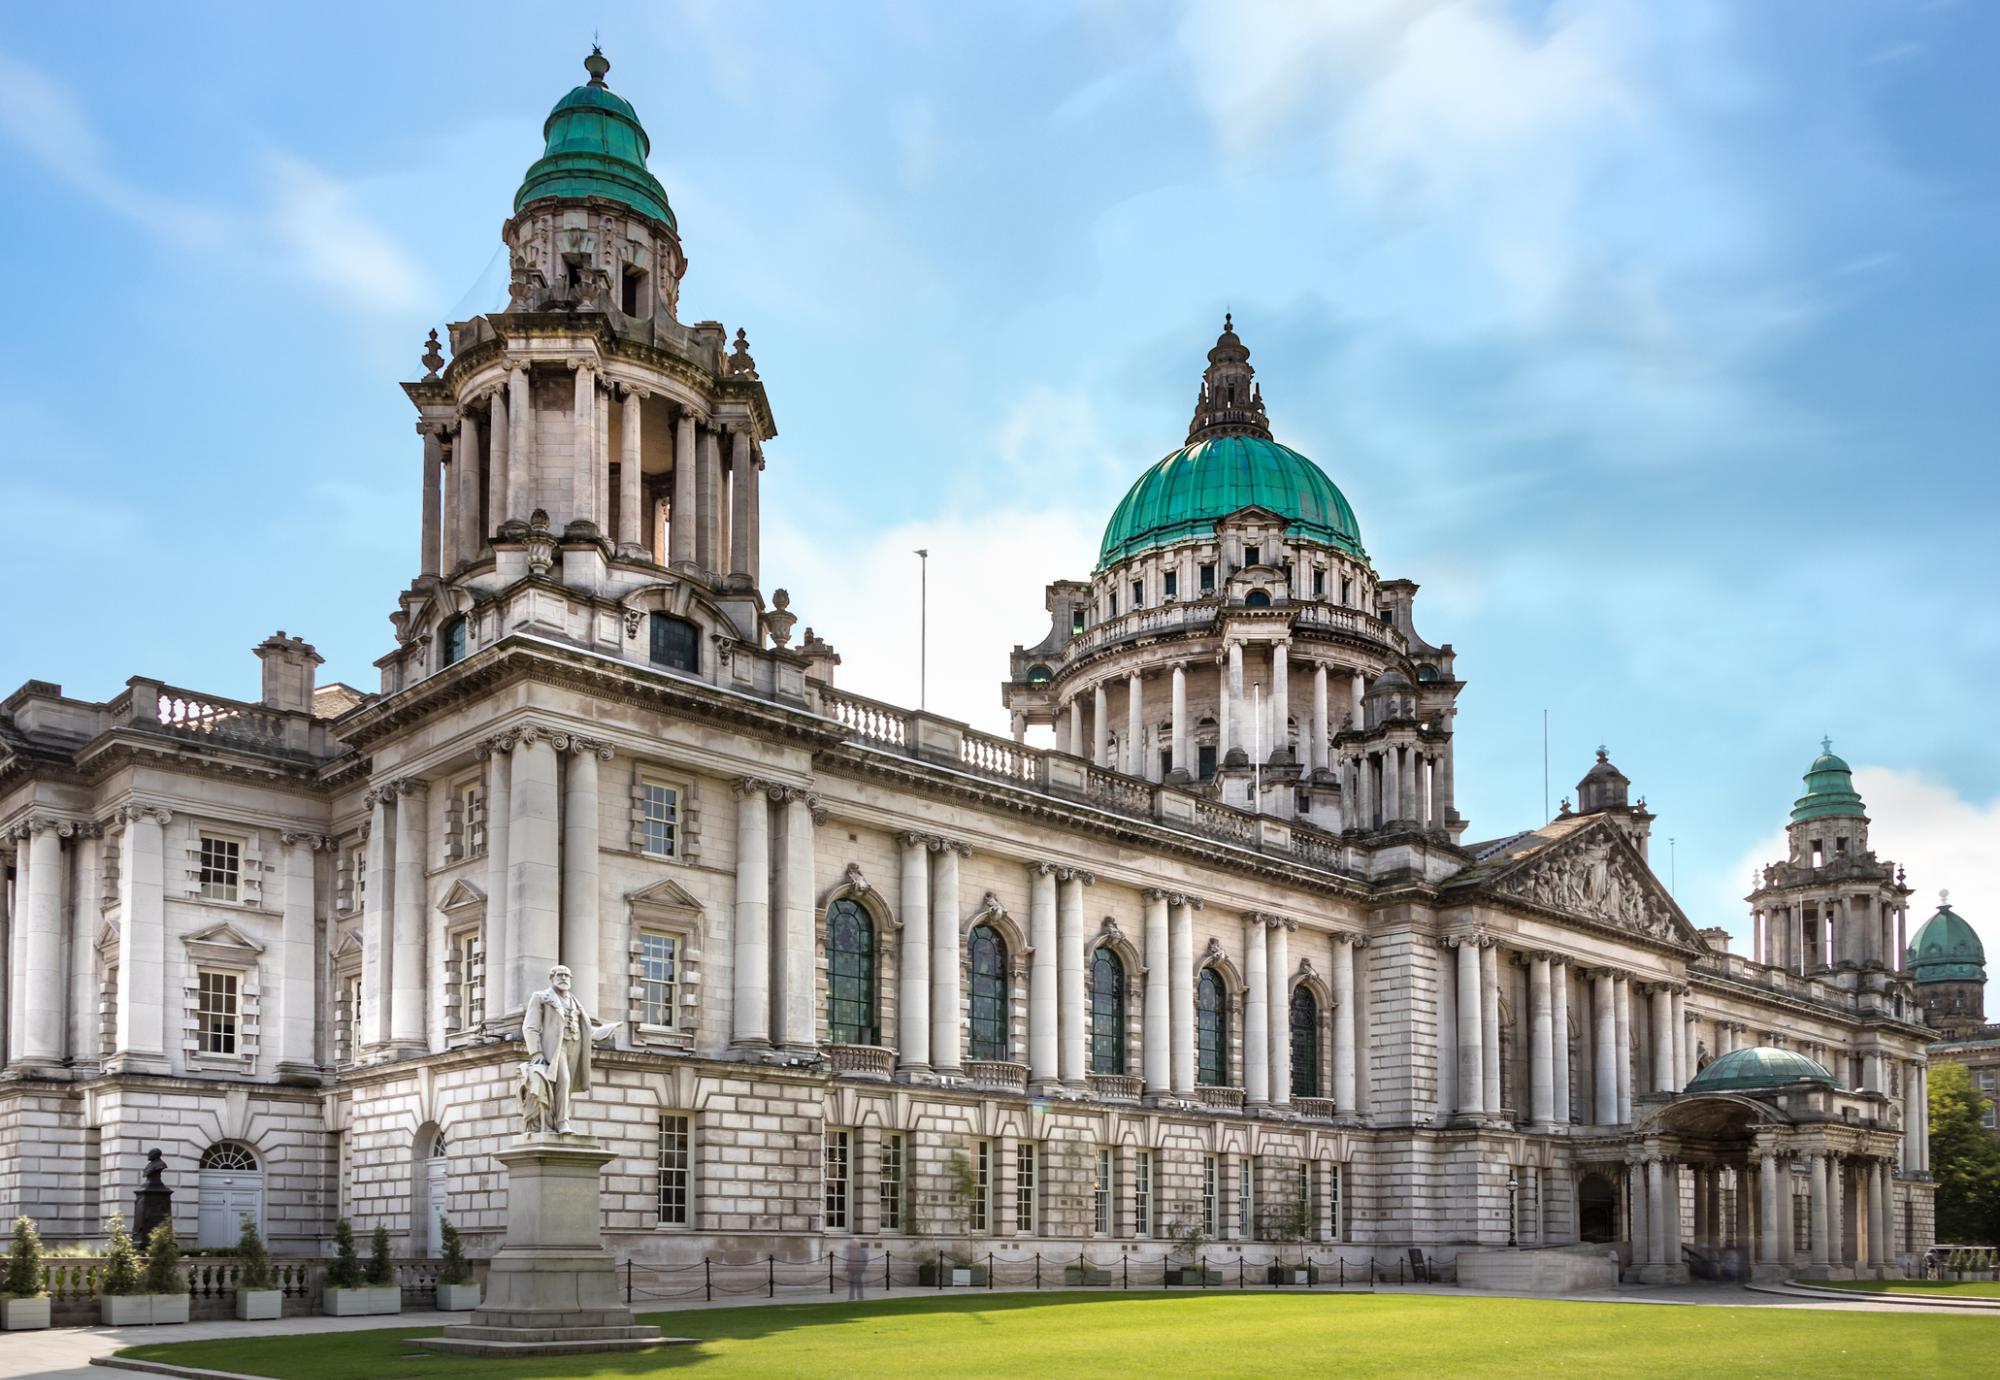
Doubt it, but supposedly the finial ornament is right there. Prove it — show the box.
[1942,889,1951,906]
[421,328,444,379]
[1821,734,1833,755]
[1596,744,1608,760]
[585,45,610,88]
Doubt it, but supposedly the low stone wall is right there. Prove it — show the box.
[1455,1244,1619,1294]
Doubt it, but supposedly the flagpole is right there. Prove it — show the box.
[915,549,928,711]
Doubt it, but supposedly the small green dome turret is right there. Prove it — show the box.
[1908,892,1985,984]
[514,48,676,230]
[1684,1046,1837,1094]
[1789,736,1866,823]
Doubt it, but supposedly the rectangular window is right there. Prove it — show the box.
[1094,1148,1114,1236]
[1240,1157,1256,1237]
[1245,546,1261,568]
[1135,1151,1153,1237]
[1198,744,1217,781]
[1202,1155,1218,1236]
[447,928,480,1030]
[1071,609,1086,635]
[1298,1160,1311,1237]
[196,968,239,1055]
[1793,1191,1810,1252]
[1328,1163,1342,1241]
[825,1129,851,1232]
[657,1114,691,1226]
[637,931,679,1028]
[346,844,366,912]
[1312,568,1326,597]
[336,973,361,1064]
[1107,591,1118,617]
[650,613,700,673]
[458,781,486,859]
[1015,1142,1038,1234]
[1163,570,1178,599]
[1339,576,1351,605]
[1130,579,1144,610]
[639,781,680,858]
[880,1133,907,1233]
[198,834,241,903]
[970,1140,992,1234]
[1199,563,1216,593]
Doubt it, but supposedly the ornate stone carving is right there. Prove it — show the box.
[1498,828,1678,940]
[843,862,870,894]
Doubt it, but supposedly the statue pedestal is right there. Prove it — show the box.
[418,1134,674,1358]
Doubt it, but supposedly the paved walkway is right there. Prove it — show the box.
[5,1282,1987,1380]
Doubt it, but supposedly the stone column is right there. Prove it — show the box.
[276,831,321,1076]
[1867,1160,1888,1271]
[1270,642,1289,762]
[930,840,962,1072]
[698,424,724,575]
[1629,1161,1650,1266]
[1651,985,1674,1092]
[1350,672,1365,734]
[560,738,605,1016]
[12,822,64,1068]
[1480,940,1501,1116]
[1093,683,1110,768]
[1225,642,1245,762]
[482,743,513,1016]
[508,733,562,1035]
[1758,1151,1781,1266]
[1437,724,1456,824]
[489,387,510,524]
[1646,1159,1667,1268]
[1311,663,1329,773]
[420,425,443,578]
[1901,1062,1917,1170]
[619,387,645,554]
[457,410,482,562]
[1244,916,1269,1106]
[1381,745,1399,822]
[507,365,533,523]
[1126,672,1143,776]
[746,451,762,588]
[728,426,754,585]
[1808,1152,1829,1269]
[572,361,597,531]
[1058,871,1087,1086]
[388,780,430,1053]
[1333,935,1358,1113]
[898,834,930,1070]
[1551,960,1572,1125]
[1691,1166,1708,1249]
[1918,1064,1931,1172]
[1169,666,1188,782]
[776,791,817,1050]
[1593,970,1617,1124]
[594,379,611,534]
[1142,891,1170,1096]
[1614,975,1633,1123]
[1664,1162,1684,1273]
[670,410,698,569]
[110,808,169,1069]
[1357,751,1374,830]
[1169,896,1196,1095]
[1456,938,1484,1118]
[1529,954,1554,1126]
[1028,863,1057,1088]
[360,790,394,1051]
[1066,699,1083,758]
[1401,748,1419,823]
[1268,918,1292,1107]
[1828,1154,1846,1267]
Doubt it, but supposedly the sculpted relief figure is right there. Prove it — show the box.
[519,964,622,1135]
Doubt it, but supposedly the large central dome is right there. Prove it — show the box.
[1097,318,1363,569]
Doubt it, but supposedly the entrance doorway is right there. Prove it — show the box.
[1577,1172,1618,1244]
[196,1143,264,1248]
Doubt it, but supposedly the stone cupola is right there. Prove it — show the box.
[1186,314,1272,443]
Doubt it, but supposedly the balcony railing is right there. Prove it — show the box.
[826,1043,895,1080]
[1088,1073,1144,1103]
[1197,1085,1247,1111]
[964,1059,1029,1094]
[1294,1097,1336,1121]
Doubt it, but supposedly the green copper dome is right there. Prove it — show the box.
[1789,737,1866,823]
[1684,1046,1837,1095]
[514,49,676,230]
[1098,435,1364,568]
[1908,897,1985,984]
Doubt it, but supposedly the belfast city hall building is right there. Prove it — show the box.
[0,53,1939,1285]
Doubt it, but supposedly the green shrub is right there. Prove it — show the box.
[437,1220,472,1287]
[325,1218,363,1289]
[100,1214,142,1297]
[364,1225,394,1286]
[235,1214,276,1291]
[143,1219,186,1294]
[4,1216,45,1298]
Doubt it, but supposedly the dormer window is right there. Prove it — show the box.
[1246,546,1262,568]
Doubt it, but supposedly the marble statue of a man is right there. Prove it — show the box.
[519,965,621,1135]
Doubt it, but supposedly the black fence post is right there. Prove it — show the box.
[1238,1257,1244,1290]
[936,1249,944,1292]
[768,1254,775,1299]
[829,1252,836,1295]
[1034,1253,1041,1291]
[625,1258,633,1304]
[987,1252,994,1290]
[884,1249,892,1293]
[1200,1252,1208,1289]
[705,1257,713,1303]
[1122,1253,1129,1291]
[1338,1258,1344,1289]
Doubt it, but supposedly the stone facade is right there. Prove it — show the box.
[0,51,1940,1282]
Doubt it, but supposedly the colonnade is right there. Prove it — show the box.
[419,360,761,588]
[1340,740,1451,831]
[1751,896,1910,974]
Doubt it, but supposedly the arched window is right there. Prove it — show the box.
[1027,665,1053,686]
[968,924,1009,1062]
[826,899,876,1045]
[199,1143,257,1171]
[1196,968,1228,1086]
[1244,589,1272,608]
[1289,986,1320,1099]
[437,616,467,669]
[649,613,700,673]
[1089,948,1126,1075]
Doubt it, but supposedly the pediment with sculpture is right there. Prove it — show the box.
[1478,819,1702,949]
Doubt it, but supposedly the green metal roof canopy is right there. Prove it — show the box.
[1908,895,1985,983]
[1684,1046,1837,1094]
[1097,435,1365,569]
[514,48,676,230]
[1789,737,1866,823]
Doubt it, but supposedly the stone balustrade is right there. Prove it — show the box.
[964,1059,1028,1094]
[1197,1085,1247,1112]
[826,1043,895,1080]
[1088,1073,1144,1103]
[1293,1097,1336,1121]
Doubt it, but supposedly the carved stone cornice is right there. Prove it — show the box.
[1143,887,1170,903]
[550,731,615,760]
[280,831,335,850]
[1025,859,1057,877]
[111,803,174,829]
[1055,867,1095,885]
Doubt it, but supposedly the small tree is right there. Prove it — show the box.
[364,1225,395,1286]
[437,1219,472,1286]
[325,1217,362,1289]
[1931,1062,2000,1245]
[142,1220,186,1295]
[4,1216,45,1298]
[235,1214,275,1292]
[100,1213,142,1297]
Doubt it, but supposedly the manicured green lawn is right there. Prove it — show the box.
[1818,1277,2000,1298]
[119,1292,1991,1380]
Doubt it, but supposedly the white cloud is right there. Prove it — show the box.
[1718,767,2000,964]
[265,154,433,321]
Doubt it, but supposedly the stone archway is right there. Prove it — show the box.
[1577,1172,1619,1244]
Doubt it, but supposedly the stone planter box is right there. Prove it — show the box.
[102,1294,190,1326]
[1165,1266,1222,1286]
[1061,1265,1114,1287]
[322,1285,401,1316]
[915,1263,987,1287]
[434,1282,481,1311]
[1265,1265,1317,1285]
[2,1296,51,1330]
[235,1288,283,1321]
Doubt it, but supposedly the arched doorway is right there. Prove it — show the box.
[418,1126,449,1256]
[1577,1172,1618,1244]
[196,1143,264,1248]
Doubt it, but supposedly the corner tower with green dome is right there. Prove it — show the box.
[1909,891,1986,1035]
[1003,318,1466,839]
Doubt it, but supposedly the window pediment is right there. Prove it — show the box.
[183,921,265,966]
[627,876,705,918]
[439,878,487,914]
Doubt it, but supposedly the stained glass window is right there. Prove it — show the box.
[1290,985,1320,1099]
[1090,948,1125,1075]
[826,899,876,1045]
[968,925,1009,1061]
[1197,968,1228,1086]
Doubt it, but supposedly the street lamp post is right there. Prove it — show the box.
[1507,1173,1519,1247]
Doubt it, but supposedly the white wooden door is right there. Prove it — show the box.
[196,1169,264,1248]
[424,1156,448,1256]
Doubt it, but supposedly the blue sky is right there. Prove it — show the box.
[2,2,1994,954]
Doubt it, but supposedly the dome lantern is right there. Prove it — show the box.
[1789,736,1866,824]
[513,47,677,231]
